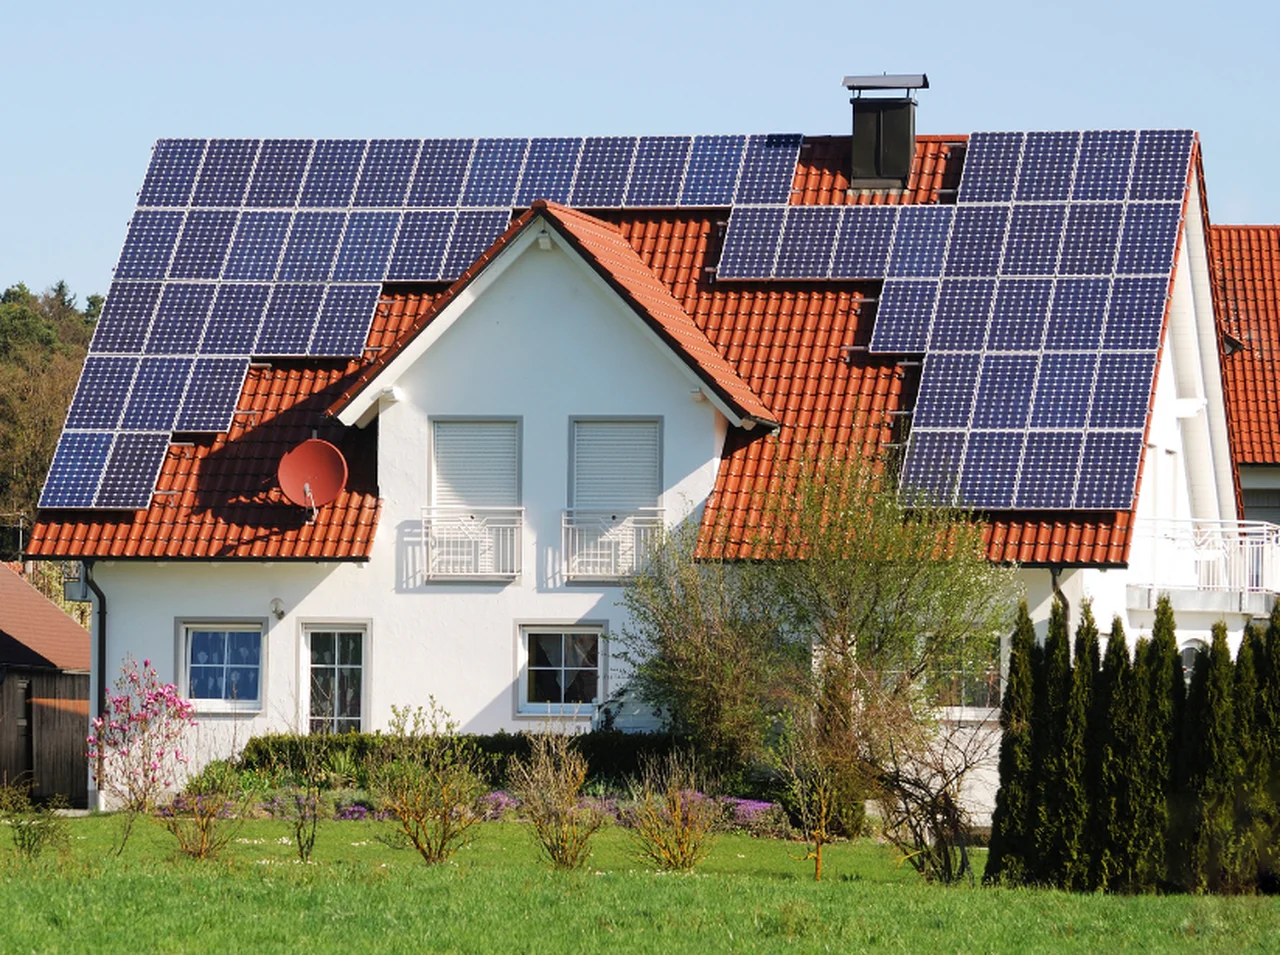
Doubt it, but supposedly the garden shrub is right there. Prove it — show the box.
[509,733,606,870]
[0,781,69,861]
[625,750,718,872]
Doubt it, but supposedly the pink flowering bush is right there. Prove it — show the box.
[87,656,196,852]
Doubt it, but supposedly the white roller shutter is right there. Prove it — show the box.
[572,420,659,509]
[432,420,519,508]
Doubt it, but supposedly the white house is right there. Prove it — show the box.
[27,111,1272,808]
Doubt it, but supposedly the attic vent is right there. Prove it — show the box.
[842,73,928,189]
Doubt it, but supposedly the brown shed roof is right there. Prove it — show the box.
[0,565,89,671]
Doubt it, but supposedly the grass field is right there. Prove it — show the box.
[2,816,1278,953]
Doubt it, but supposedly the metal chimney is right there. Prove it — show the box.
[842,73,928,188]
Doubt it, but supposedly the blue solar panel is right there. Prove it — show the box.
[201,284,269,354]
[223,211,290,280]
[1015,431,1082,508]
[333,211,400,281]
[121,357,192,430]
[1058,203,1124,276]
[1116,203,1181,274]
[1129,130,1193,202]
[1090,352,1157,428]
[929,279,996,350]
[1015,131,1079,202]
[246,140,311,207]
[959,430,1024,508]
[65,357,137,429]
[442,210,510,280]
[515,138,581,206]
[831,206,897,279]
[1072,130,1135,201]
[887,206,953,278]
[681,135,745,206]
[973,355,1037,427]
[870,280,939,352]
[255,284,325,355]
[139,140,205,207]
[945,206,1009,277]
[462,138,527,207]
[1103,277,1167,349]
[987,278,1051,351]
[145,284,215,354]
[1044,277,1109,349]
[192,140,258,206]
[354,140,420,207]
[1030,352,1096,428]
[115,211,183,279]
[913,353,981,427]
[900,429,965,503]
[299,140,365,208]
[957,132,1022,203]
[169,210,237,279]
[95,432,171,509]
[408,139,473,207]
[626,137,690,207]
[175,357,248,432]
[92,282,161,352]
[734,134,801,204]
[774,207,841,279]
[717,207,785,279]
[1075,431,1143,508]
[39,432,114,509]
[1000,204,1065,275]
[311,284,381,356]
[571,137,636,207]
[278,211,345,281]
[387,210,453,281]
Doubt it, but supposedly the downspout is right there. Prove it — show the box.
[84,560,107,800]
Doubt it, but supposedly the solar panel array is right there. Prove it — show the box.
[43,134,802,509]
[718,128,1193,511]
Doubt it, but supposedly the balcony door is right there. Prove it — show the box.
[428,419,521,578]
[566,419,660,578]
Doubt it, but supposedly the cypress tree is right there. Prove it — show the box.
[985,600,1037,886]
[1129,635,1160,892]
[1033,597,1071,886]
[1060,601,1098,890]
[1185,622,1238,893]
[1232,629,1266,892]
[1139,597,1182,889]
[1096,619,1138,892]
[1260,610,1280,885]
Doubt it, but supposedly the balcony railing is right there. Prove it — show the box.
[1131,518,1280,594]
[563,508,664,580]
[421,507,523,580]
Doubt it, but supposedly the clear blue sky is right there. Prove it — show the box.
[3,0,1275,303]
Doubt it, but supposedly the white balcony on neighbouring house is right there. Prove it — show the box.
[1129,518,1280,615]
[421,507,523,580]
[562,508,664,580]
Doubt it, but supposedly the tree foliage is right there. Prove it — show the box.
[984,600,1036,886]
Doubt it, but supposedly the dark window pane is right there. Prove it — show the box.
[529,668,563,703]
[338,667,361,718]
[335,719,360,734]
[227,667,258,702]
[311,632,335,665]
[339,632,362,666]
[309,718,330,735]
[190,666,223,699]
[228,631,260,666]
[530,634,562,668]
[190,631,225,666]
[565,634,598,668]
[311,669,335,719]
[564,669,598,704]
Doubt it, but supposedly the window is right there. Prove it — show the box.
[308,629,364,734]
[1180,639,1208,685]
[519,627,602,714]
[184,624,263,709]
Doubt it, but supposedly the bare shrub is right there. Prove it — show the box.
[0,780,69,861]
[509,733,605,869]
[369,700,489,865]
[626,750,717,872]
[774,716,839,882]
[159,759,257,861]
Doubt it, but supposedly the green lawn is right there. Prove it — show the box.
[2,817,1277,953]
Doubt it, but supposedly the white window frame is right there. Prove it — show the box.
[303,622,369,735]
[178,619,267,714]
[516,623,607,718]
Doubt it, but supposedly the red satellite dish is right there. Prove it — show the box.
[278,439,348,510]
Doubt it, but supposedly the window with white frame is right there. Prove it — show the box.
[519,627,602,714]
[308,628,364,734]
[184,623,263,709]
[1180,638,1208,686]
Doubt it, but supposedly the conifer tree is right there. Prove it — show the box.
[1059,601,1098,890]
[985,600,1037,886]
[1260,609,1280,884]
[1093,619,1133,891]
[1138,597,1181,889]
[1184,622,1238,893]
[1129,635,1160,892]
[1232,629,1266,891]
[1033,597,1071,886]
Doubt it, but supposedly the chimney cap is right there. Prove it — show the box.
[842,73,929,92]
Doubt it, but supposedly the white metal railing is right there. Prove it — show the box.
[1131,518,1280,594]
[421,507,523,579]
[562,508,664,580]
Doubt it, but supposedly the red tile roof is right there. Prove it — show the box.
[1210,225,1280,464]
[0,564,89,670]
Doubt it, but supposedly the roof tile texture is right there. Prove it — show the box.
[0,564,89,670]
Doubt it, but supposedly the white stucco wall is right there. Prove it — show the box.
[89,233,729,769]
